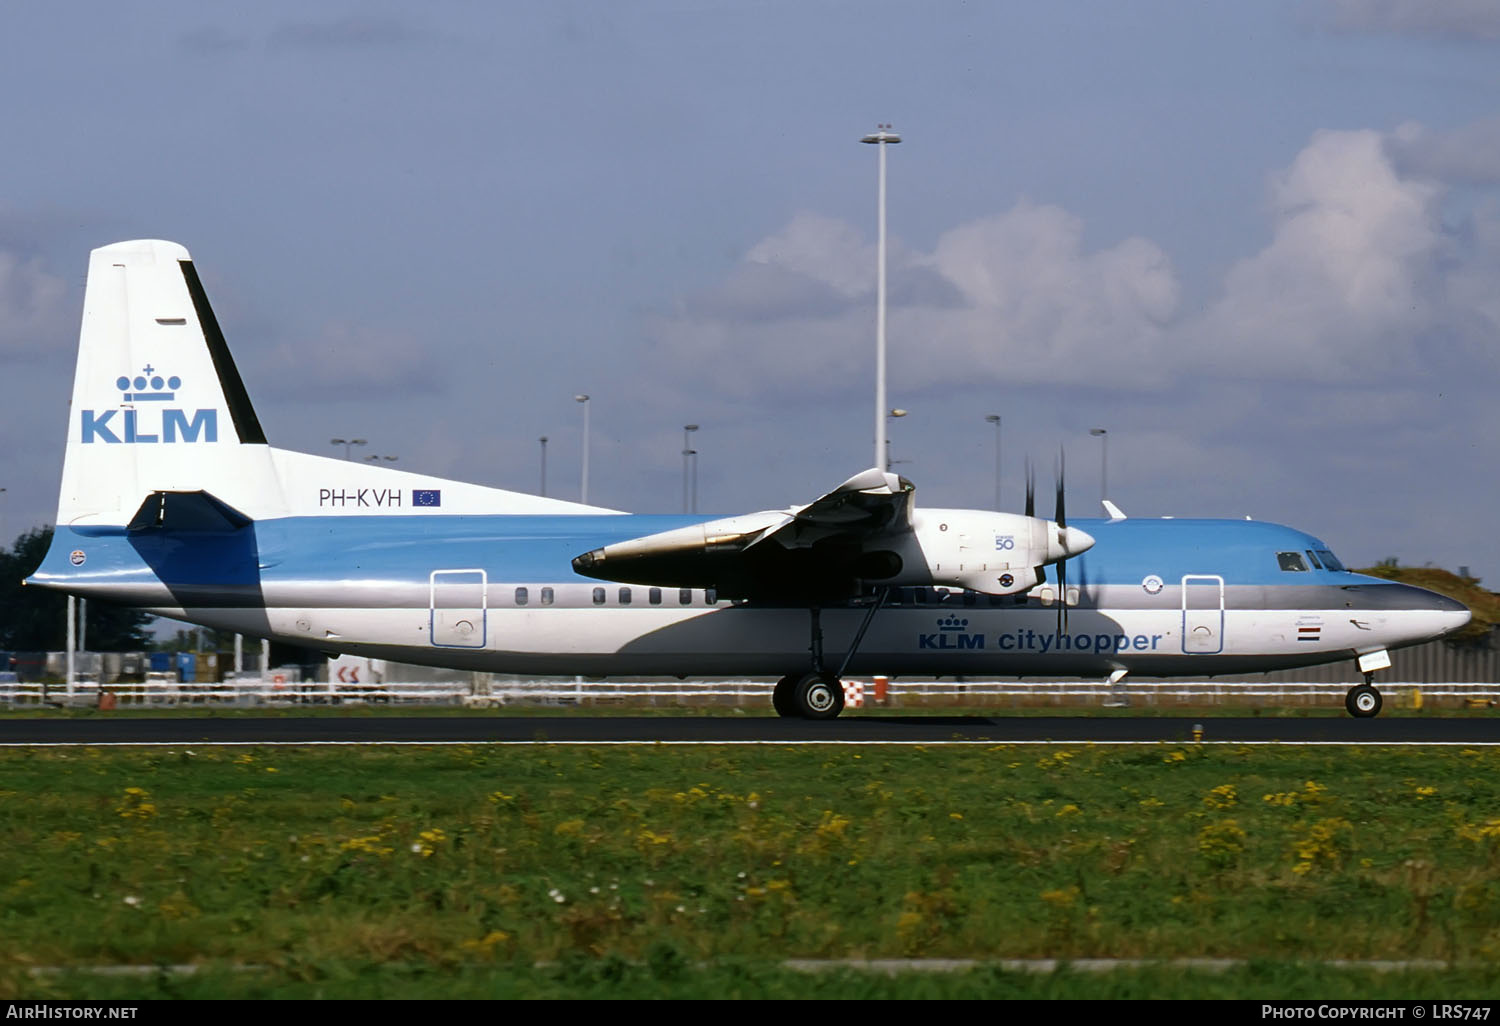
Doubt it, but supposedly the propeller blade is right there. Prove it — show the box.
[1059,556,1068,635]
[1056,450,1069,634]
[1024,460,1045,587]
[1055,449,1067,530]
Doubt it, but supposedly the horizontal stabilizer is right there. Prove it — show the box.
[127,491,252,533]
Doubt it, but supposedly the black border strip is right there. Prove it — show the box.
[178,259,268,444]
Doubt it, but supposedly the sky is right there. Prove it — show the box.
[2,0,1499,583]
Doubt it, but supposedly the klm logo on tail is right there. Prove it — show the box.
[81,367,217,444]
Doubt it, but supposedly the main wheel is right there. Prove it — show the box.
[772,674,799,718]
[1345,684,1383,718]
[792,672,845,720]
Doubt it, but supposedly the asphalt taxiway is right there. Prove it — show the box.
[1,714,1498,745]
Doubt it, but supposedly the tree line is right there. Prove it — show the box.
[0,527,154,651]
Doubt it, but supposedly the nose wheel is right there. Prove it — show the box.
[1345,678,1383,718]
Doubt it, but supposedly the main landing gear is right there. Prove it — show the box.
[773,672,845,720]
[773,592,889,720]
[1345,674,1384,719]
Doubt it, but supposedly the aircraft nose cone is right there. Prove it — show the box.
[1425,589,1472,634]
[1061,525,1095,557]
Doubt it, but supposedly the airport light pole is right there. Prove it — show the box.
[331,438,367,461]
[1090,427,1109,506]
[682,424,699,514]
[539,436,548,497]
[862,123,901,472]
[575,395,591,505]
[986,414,1002,510]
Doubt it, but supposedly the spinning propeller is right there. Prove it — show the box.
[1026,452,1086,632]
[1054,450,1071,634]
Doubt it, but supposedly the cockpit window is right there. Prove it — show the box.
[1305,550,1323,570]
[1277,551,1309,572]
[1315,549,1345,572]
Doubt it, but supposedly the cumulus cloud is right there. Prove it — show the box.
[743,212,874,299]
[1323,0,1500,40]
[649,203,1182,399]
[650,118,1500,416]
[0,249,69,356]
[1192,129,1446,379]
[909,205,1180,388]
[1194,126,1500,386]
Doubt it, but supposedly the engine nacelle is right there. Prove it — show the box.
[899,509,1094,595]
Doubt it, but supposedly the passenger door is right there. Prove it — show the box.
[430,569,487,648]
[1181,574,1224,654]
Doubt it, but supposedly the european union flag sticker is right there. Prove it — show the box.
[414,489,442,507]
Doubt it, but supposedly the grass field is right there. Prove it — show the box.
[3,739,1500,998]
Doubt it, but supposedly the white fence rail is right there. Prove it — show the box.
[3,678,1499,709]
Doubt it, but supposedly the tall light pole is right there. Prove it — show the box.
[862,123,901,472]
[986,414,1002,510]
[1090,427,1109,506]
[330,438,367,460]
[538,436,548,497]
[575,395,591,504]
[682,424,699,514]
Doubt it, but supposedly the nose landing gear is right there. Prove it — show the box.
[1345,674,1384,718]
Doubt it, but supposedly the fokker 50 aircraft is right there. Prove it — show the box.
[26,240,1470,718]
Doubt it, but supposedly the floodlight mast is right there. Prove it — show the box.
[862,124,901,473]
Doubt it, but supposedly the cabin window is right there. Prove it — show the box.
[988,594,1006,607]
[619,587,632,605]
[540,587,554,606]
[1305,550,1323,570]
[592,587,606,605]
[1316,549,1345,572]
[514,586,529,606]
[962,591,977,607]
[1277,551,1309,572]
[705,588,718,605]
[679,588,692,605]
[649,587,662,606]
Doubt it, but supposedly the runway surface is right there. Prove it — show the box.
[2,713,1499,745]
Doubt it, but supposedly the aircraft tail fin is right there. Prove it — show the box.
[56,240,285,527]
[54,240,617,528]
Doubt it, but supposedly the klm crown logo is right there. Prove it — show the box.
[81,366,217,445]
[937,616,970,633]
[117,365,181,402]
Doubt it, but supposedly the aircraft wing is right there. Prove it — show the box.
[758,467,913,545]
[572,469,915,600]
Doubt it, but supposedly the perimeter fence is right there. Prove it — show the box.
[3,677,1498,711]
